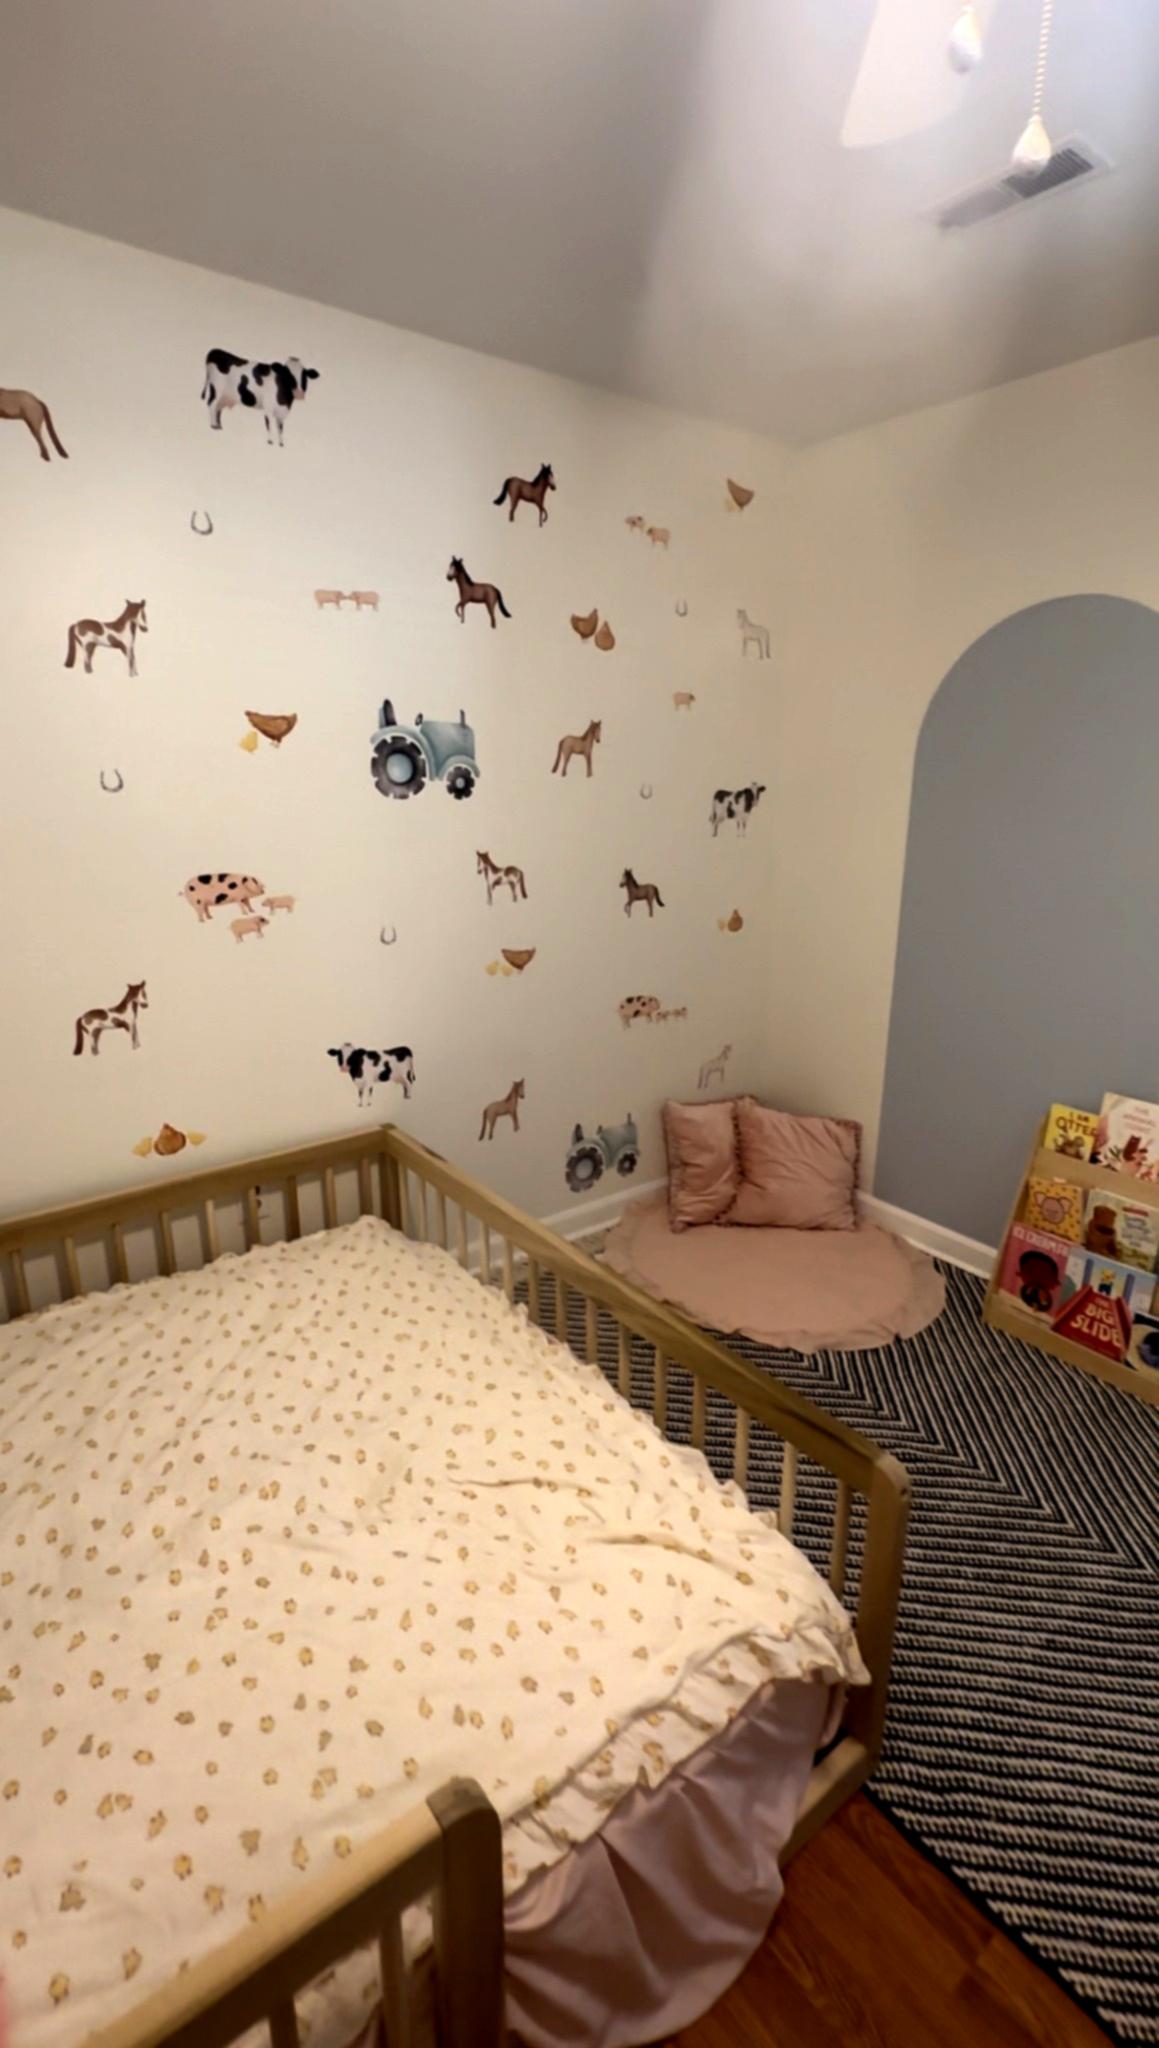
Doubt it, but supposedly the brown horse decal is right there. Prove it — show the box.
[447,557,511,628]
[1,388,68,462]
[64,600,149,677]
[493,463,556,526]
[73,980,148,1056]
[620,868,665,917]
[479,1078,525,1140]
[552,720,602,779]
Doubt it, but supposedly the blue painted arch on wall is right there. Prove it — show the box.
[875,594,1159,1247]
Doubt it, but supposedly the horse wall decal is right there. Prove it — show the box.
[479,1079,525,1140]
[64,599,149,677]
[493,463,555,526]
[73,981,148,1056]
[447,557,511,628]
[620,868,666,917]
[476,850,528,905]
[1,387,68,462]
[552,720,602,778]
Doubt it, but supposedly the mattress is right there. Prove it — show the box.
[0,1215,866,2047]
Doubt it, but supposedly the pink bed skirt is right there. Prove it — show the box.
[505,1678,837,2048]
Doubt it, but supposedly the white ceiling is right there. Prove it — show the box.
[3,0,1159,443]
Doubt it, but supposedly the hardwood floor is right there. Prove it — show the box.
[666,1796,1113,2048]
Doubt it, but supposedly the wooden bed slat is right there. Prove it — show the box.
[111,1220,129,1285]
[617,1323,632,1400]
[733,1409,751,1491]
[527,1257,541,1325]
[323,1167,338,1230]
[653,1349,668,1433]
[243,1186,262,1251]
[502,1238,515,1303]
[379,1921,410,2048]
[10,1247,31,1316]
[779,1442,798,1539]
[554,1274,567,1343]
[584,1295,598,1365]
[268,2001,300,2048]
[691,1374,707,1452]
[417,1177,429,1244]
[202,1198,221,1262]
[62,1233,82,1298]
[481,1222,492,1286]
[158,1211,177,1277]
[457,1206,469,1271]
[830,1479,852,1597]
[359,1157,374,1221]
[437,1190,449,1251]
[286,1176,302,1241]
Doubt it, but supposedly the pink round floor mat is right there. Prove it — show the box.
[603,1197,945,1354]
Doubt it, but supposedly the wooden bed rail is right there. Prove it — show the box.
[81,1781,502,2048]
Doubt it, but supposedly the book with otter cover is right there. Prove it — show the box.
[1042,1103,1099,1162]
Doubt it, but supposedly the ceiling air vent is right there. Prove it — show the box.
[934,137,1111,231]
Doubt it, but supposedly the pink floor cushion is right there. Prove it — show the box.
[604,1197,945,1354]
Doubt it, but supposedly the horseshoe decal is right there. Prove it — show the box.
[190,510,214,536]
[379,924,398,946]
[639,784,654,800]
[99,769,124,794]
[675,599,688,617]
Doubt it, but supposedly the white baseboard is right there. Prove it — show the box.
[859,1192,996,1279]
[540,1176,665,1244]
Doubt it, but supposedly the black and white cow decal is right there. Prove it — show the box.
[201,350,319,444]
[327,1042,416,1108]
[710,782,766,837]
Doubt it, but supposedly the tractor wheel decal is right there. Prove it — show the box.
[446,765,476,801]
[372,734,429,798]
[566,1145,605,1193]
[614,1151,639,1177]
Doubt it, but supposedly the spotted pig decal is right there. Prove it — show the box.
[180,874,265,923]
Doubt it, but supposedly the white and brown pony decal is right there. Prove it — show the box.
[476,850,528,904]
[493,464,556,525]
[64,599,148,677]
[447,557,511,628]
[73,981,148,1056]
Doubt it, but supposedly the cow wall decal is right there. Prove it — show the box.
[709,783,766,836]
[1,387,68,462]
[201,351,319,443]
[327,1042,416,1108]
[65,600,148,677]
[493,463,555,525]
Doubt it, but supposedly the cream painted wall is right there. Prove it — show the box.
[0,206,787,1219]
[779,334,1159,1196]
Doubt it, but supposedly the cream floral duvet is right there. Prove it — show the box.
[0,1216,866,2046]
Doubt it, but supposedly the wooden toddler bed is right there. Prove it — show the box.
[0,1126,910,2048]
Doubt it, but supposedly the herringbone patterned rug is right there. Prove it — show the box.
[541,1264,1159,2044]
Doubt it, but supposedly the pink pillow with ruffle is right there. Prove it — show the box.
[729,1098,860,1230]
[663,1099,740,1231]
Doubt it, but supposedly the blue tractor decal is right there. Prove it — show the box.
[565,1114,639,1194]
[371,700,479,801]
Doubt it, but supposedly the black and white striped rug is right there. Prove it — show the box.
[547,1264,1159,2045]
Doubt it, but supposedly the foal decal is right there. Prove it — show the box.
[620,868,665,917]
[736,609,770,660]
[552,720,601,778]
[327,1042,416,1108]
[1,387,68,462]
[447,557,511,628]
[493,463,556,525]
[477,850,528,905]
[479,1080,525,1139]
[73,981,148,1057]
[65,599,148,677]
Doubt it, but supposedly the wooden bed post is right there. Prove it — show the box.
[841,1453,911,1768]
[429,1779,505,2048]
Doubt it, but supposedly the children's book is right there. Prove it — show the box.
[1056,1249,1156,1320]
[1042,1103,1099,1162]
[997,1223,1073,1322]
[1126,1311,1159,1378]
[1082,1188,1159,1272]
[1093,1093,1159,1182]
[1024,1176,1084,1241]
[1052,1287,1132,1362]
